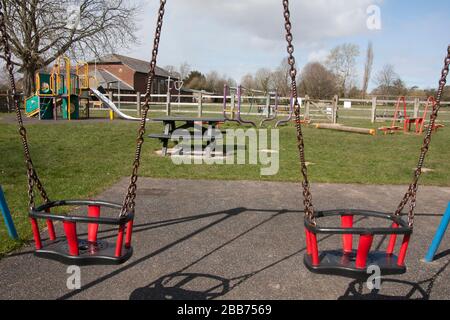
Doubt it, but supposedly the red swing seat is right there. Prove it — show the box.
[304,210,412,278]
[29,200,134,265]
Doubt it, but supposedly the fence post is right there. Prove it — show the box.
[371,97,377,123]
[305,95,310,120]
[414,98,420,118]
[265,94,270,117]
[198,92,203,117]
[166,90,171,116]
[333,95,339,124]
[231,93,236,120]
[136,92,141,117]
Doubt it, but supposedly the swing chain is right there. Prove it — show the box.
[120,0,167,217]
[0,4,50,210]
[282,0,315,225]
[395,46,450,227]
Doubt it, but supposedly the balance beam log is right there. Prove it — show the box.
[315,123,376,136]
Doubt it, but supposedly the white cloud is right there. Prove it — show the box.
[133,0,384,81]
[165,0,383,46]
[307,49,329,63]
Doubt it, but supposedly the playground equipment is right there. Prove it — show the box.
[281,0,450,277]
[0,186,18,240]
[259,92,278,127]
[25,72,57,120]
[315,123,376,136]
[91,88,151,121]
[174,80,184,112]
[2,0,449,274]
[0,1,177,265]
[25,56,82,121]
[275,96,295,127]
[420,97,445,134]
[378,96,436,135]
[222,85,259,127]
[378,96,406,134]
[424,202,450,263]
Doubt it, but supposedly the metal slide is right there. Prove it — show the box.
[90,88,151,121]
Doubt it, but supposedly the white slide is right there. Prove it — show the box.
[90,88,150,121]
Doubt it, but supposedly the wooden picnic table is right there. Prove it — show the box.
[148,116,226,156]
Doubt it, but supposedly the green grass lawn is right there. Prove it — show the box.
[1,112,449,256]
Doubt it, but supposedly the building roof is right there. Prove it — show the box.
[91,69,134,91]
[90,54,173,78]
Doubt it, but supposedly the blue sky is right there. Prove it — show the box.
[126,0,450,90]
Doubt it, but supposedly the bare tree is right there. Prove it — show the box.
[254,68,272,93]
[374,64,399,96]
[362,41,374,98]
[205,71,220,93]
[270,59,290,96]
[241,73,255,90]
[178,62,191,81]
[299,62,337,99]
[164,65,177,77]
[0,0,140,95]
[327,43,360,97]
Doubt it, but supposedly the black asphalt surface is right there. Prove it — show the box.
[0,178,449,300]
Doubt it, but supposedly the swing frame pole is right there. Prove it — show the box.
[425,202,450,263]
[0,186,18,240]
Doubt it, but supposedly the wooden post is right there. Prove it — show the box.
[231,93,236,120]
[332,95,339,124]
[166,90,171,116]
[305,95,310,120]
[136,92,141,117]
[266,94,270,117]
[414,98,420,118]
[371,97,377,123]
[198,92,203,117]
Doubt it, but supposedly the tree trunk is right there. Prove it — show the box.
[22,67,37,97]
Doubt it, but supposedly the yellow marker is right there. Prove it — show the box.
[109,110,115,121]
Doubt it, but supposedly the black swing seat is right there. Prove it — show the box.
[304,209,413,278]
[29,200,134,266]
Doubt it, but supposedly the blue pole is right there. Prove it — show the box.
[425,202,450,263]
[0,185,18,240]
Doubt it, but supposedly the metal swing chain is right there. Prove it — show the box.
[120,0,167,217]
[0,4,50,210]
[282,0,315,225]
[395,45,450,228]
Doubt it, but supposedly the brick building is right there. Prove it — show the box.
[88,54,185,96]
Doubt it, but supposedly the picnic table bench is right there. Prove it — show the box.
[148,116,226,156]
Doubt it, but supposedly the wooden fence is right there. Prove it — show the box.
[2,90,450,123]
[105,92,450,124]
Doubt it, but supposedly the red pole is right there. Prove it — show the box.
[45,208,56,241]
[386,223,399,255]
[305,228,312,255]
[115,225,125,257]
[30,218,42,250]
[355,234,374,269]
[341,215,354,253]
[309,232,320,266]
[63,222,79,256]
[87,205,101,243]
[125,220,134,249]
[397,234,411,266]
